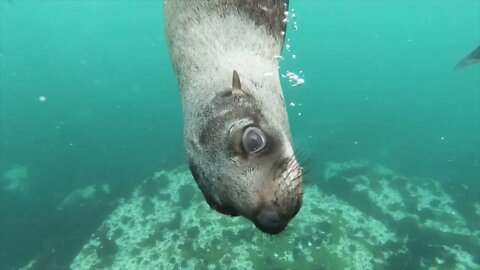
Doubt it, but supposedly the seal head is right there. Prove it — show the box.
[191,70,302,234]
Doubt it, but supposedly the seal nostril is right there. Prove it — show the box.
[255,208,288,235]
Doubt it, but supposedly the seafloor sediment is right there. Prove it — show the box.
[22,161,480,269]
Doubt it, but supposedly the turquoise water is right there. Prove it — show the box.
[0,0,479,269]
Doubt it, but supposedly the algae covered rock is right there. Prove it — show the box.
[1,164,30,195]
[322,160,480,269]
[70,162,479,270]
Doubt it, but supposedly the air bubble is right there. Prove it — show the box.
[282,71,305,87]
[293,22,298,31]
[279,7,305,88]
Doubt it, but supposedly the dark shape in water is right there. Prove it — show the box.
[455,45,480,70]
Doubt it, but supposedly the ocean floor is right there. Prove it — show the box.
[20,161,480,270]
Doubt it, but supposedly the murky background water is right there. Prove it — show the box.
[1,1,478,269]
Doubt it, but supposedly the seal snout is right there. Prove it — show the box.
[254,207,287,235]
[254,201,301,235]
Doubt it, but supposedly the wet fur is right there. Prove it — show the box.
[164,0,301,227]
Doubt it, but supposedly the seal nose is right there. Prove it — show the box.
[254,207,288,235]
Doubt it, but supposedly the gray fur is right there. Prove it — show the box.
[164,0,302,233]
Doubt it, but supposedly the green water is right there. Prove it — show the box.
[0,0,479,269]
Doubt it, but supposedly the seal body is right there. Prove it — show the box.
[164,0,302,234]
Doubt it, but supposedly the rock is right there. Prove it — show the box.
[1,164,30,195]
[68,162,479,270]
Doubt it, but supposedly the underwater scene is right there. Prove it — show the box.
[0,0,479,269]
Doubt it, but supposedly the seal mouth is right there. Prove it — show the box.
[206,194,302,235]
[204,196,240,217]
[213,204,239,217]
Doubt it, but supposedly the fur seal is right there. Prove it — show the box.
[164,0,302,235]
[455,45,480,70]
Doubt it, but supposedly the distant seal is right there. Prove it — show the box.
[164,0,302,234]
[455,45,480,70]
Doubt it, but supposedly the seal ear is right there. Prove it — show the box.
[232,70,241,89]
[230,70,248,96]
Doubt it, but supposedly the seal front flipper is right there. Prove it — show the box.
[455,45,480,70]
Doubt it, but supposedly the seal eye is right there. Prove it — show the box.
[242,127,267,155]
